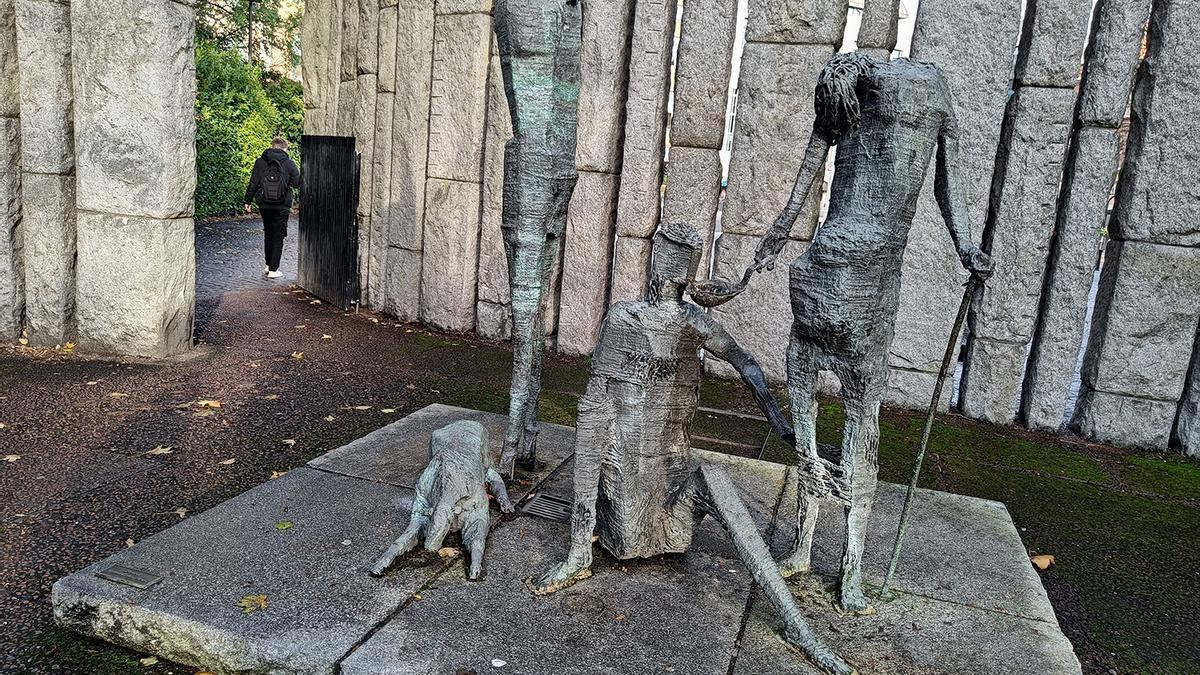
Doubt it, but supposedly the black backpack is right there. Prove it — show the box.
[261,157,287,205]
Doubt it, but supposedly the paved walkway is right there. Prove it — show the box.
[0,217,1195,674]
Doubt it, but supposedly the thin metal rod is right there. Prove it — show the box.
[879,276,982,600]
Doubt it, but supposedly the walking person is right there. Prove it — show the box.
[244,137,301,279]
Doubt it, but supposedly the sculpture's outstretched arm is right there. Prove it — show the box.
[370,463,437,576]
[705,324,796,447]
[934,99,993,279]
[753,131,832,271]
[485,468,515,513]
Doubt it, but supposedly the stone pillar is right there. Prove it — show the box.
[476,47,511,341]
[301,0,342,134]
[708,0,843,382]
[1074,0,1200,450]
[0,0,23,341]
[383,0,434,322]
[1021,0,1152,432]
[418,9,490,331]
[609,0,677,301]
[15,0,75,345]
[353,72,377,305]
[959,0,1093,424]
[71,0,196,357]
[1176,333,1200,457]
[556,0,634,354]
[660,0,737,273]
[885,0,1022,409]
[857,0,899,59]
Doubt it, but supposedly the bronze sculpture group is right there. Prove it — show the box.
[371,6,994,672]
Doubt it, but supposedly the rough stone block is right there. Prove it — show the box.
[425,11,490,182]
[340,0,359,81]
[723,42,830,239]
[884,366,951,413]
[960,86,1076,424]
[1076,0,1152,128]
[383,245,421,323]
[387,0,434,251]
[608,235,651,305]
[369,92,395,307]
[0,0,18,117]
[75,211,194,357]
[1109,0,1200,247]
[476,299,510,340]
[301,0,342,133]
[857,0,899,52]
[557,170,617,356]
[745,0,846,46]
[21,172,74,344]
[476,47,510,309]
[71,0,196,220]
[613,0,677,239]
[1073,388,1178,450]
[661,146,721,273]
[355,0,378,75]
[434,0,491,14]
[15,0,74,174]
[887,0,1021,408]
[1078,240,1200,402]
[353,74,377,221]
[1013,0,1092,88]
[1021,126,1119,432]
[707,234,807,383]
[376,4,398,93]
[335,78,357,137]
[419,177,481,332]
[671,0,738,149]
[0,117,21,340]
[575,0,635,173]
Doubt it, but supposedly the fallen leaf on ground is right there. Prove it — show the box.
[109,392,129,399]
[236,594,269,614]
[139,656,158,666]
[270,470,288,479]
[370,318,380,324]
[62,342,76,354]
[437,547,461,559]
[197,400,222,408]
[321,334,332,340]
[174,508,188,518]
[324,415,336,422]
[86,381,98,385]
[614,613,626,621]
[263,394,279,400]
[282,439,296,446]
[294,325,306,329]
[491,659,507,668]
[0,422,7,428]
[351,405,371,410]
[193,410,216,418]
[4,454,20,462]
[146,446,174,456]
[126,539,135,547]
[406,384,416,390]
[381,408,396,413]
[219,458,236,465]
[309,299,321,305]
[291,351,304,360]
[276,520,294,531]
[1031,554,1055,570]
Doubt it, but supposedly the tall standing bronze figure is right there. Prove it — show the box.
[494,0,582,474]
[750,53,994,614]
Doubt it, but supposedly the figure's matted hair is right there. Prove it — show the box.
[814,51,878,143]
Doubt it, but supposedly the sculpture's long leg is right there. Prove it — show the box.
[501,224,548,473]
[834,365,881,614]
[697,464,855,675]
[516,233,561,467]
[528,385,611,594]
[462,509,491,580]
[781,330,821,577]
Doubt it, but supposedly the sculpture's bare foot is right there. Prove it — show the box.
[369,546,402,577]
[527,560,592,595]
[778,552,811,579]
[783,624,857,675]
[838,587,874,616]
[468,559,483,581]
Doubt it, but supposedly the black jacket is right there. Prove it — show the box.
[244,148,301,209]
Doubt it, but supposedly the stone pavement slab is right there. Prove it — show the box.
[53,405,1080,674]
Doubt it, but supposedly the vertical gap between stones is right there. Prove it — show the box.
[708,0,750,281]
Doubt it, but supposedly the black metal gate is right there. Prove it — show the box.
[298,135,360,310]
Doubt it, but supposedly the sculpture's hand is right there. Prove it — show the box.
[753,227,787,272]
[498,494,515,514]
[961,246,994,281]
[527,549,593,595]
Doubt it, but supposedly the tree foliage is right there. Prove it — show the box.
[197,0,301,69]
[194,38,304,218]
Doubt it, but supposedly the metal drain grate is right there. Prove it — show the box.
[520,493,573,523]
[95,563,164,590]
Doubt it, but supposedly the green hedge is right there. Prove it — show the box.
[194,39,304,218]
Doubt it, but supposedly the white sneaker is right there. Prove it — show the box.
[263,265,269,274]
[267,270,283,279]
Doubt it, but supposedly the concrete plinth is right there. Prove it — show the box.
[53,405,1081,675]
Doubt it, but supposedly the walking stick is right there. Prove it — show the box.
[878,274,985,601]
